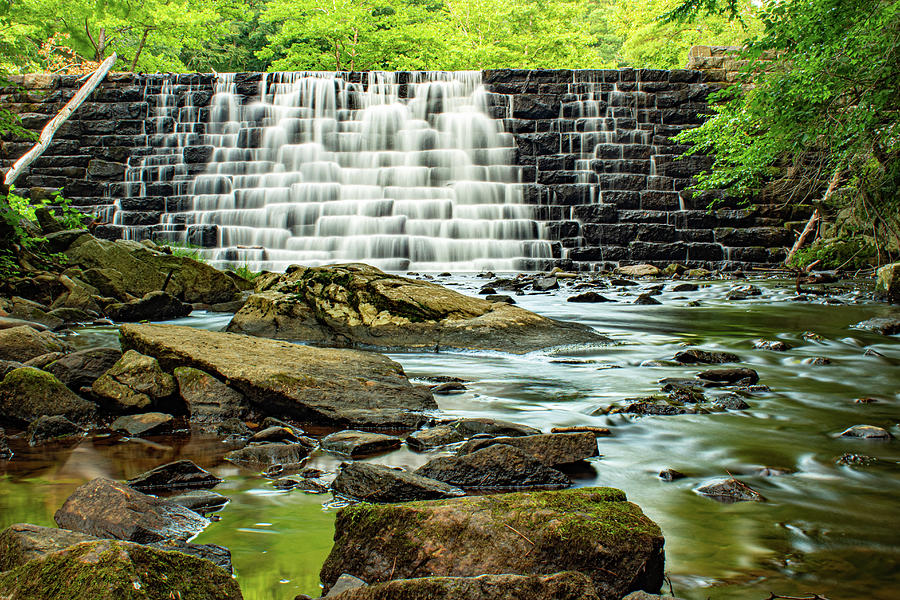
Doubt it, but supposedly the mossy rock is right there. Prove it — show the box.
[0,539,242,599]
[228,264,608,354]
[0,325,71,362]
[0,367,96,426]
[875,262,900,304]
[66,236,239,304]
[320,487,665,600]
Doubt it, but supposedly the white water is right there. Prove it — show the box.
[131,72,553,272]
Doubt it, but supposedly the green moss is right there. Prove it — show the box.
[0,540,242,599]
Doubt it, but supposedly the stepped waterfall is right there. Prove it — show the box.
[115,71,554,272]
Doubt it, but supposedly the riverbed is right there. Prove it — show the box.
[1,275,898,599]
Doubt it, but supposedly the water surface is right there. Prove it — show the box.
[1,276,898,599]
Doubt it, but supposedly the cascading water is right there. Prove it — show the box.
[121,71,553,272]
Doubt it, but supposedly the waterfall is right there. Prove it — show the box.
[118,71,553,272]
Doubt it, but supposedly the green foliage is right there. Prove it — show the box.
[789,237,876,271]
[227,264,261,282]
[672,0,900,261]
[162,241,206,262]
[612,0,761,69]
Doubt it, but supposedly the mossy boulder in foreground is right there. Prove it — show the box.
[0,539,242,599]
[0,367,96,426]
[227,264,607,353]
[320,487,665,600]
[874,262,899,303]
[327,571,600,600]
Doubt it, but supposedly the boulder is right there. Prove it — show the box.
[567,292,614,303]
[110,412,175,436]
[532,276,559,291]
[44,347,123,389]
[225,442,312,470]
[696,367,759,384]
[874,262,900,303]
[406,425,465,450]
[27,415,84,446]
[694,478,766,503]
[633,293,661,305]
[226,264,606,354]
[104,291,192,322]
[853,317,900,336]
[126,459,222,492]
[250,425,307,444]
[0,325,71,362]
[449,417,540,438]
[22,351,66,369]
[610,401,695,416]
[415,444,570,489]
[173,366,249,422]
[0,367,96,426]
[54,478,209,542]
[458,433,598,466]
[119,323,436,428]
[0,296,64,330]
[0,539,242,599]
[321,430,402,457]
[673,349,740,364]
[320,487,664,600]
[331,462,465,502]
[753,339,791,351]
[91,350,176,412]
[838,424,893,439]
[326,572,600,600]
[65,235,239,304]
[146,539,233,572]
[0,523,96,571]
[616,264,661,277]
[0,360,24,379]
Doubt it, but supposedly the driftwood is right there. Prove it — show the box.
[784,170,842,266]
[4,53,117,187]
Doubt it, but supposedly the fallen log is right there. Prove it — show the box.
[4,54,117,187]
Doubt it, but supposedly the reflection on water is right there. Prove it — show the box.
[1,276,898,599]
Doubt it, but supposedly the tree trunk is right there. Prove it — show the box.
[130,28,151,72]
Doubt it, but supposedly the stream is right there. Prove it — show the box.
[1,276,898,599]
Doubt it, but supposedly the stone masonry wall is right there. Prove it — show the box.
[1,66,799,270]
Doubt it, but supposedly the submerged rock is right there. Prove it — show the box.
[633,293,661,305]
[711,394,751,411]
[327,572,601,600]
[610,401,694,416]
[92,350,176,412]
[321,430,402,457]
[332,462,465,502]
[54,478,209,542]
[320,487,664,600]
[567,291,614,303]
[673,349,739,364]
[0,325,71,362]
[838,424,893,439]
[111,412,175,436]
[431,381,467,394]
[415,444,570,489]
[226,264,607,354]
[694,478,766,503]
[696,367,759,384]
[126,459,222,492]
[225,442,312,470]
[457,432,599,466]
[0,367,96,426]
[853,317,900,336]
[0,538,242,599]
[167,489,229,514]
[27,415,84,446]
[119,323,436,428]
[658,468,686,481]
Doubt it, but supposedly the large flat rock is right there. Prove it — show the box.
[119,323,436,427]
[320,487,665,600]
[227,264,607,354]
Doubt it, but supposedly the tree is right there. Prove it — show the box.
[612,0,760,69]
[671,0,900,264]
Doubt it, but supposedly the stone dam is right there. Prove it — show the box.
[1,64,803,272]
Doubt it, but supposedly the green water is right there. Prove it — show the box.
[1,277,898,599]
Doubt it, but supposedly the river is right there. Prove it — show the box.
[1,275,897,599]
